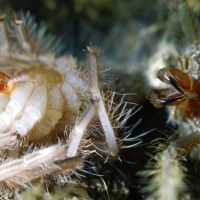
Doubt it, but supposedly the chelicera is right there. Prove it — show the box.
[149,65,200,121]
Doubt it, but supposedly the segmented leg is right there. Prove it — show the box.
[0,15,9,53]
[12,14,33,52]
[12,85,47,136]
[0,82,33,132]
[67,99,98,157]
[87,45,119,157]
[0,144,81,188]
[0,14,121,190]
[0,98,98,187]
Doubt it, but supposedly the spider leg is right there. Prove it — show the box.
[0,98,99,186]
[0,95,98,187]
[0,15,9,54]
[0,143,81,188]
[0,132,18,149]
[0,85,48,148]
[12,14,33,52]
[12,85,47,136]
[0,82,34,132]
[66,98,98,157]
[141,130,200,200]
[0,81,34,148]
[87,45,119,157]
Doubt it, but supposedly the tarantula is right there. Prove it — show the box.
[0,12,134,194]
[140,0,200,199]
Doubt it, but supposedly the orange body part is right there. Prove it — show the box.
[0,72,15,95]
[149,67,200,121]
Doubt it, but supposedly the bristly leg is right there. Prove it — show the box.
[66,98,98,158]
[0,12,138,199]
[87,45,119,157]
[138,135,186,200]
[0,14,9,53]
[140,130,200,200]
[0,144,82,188]
[0,97,100,188]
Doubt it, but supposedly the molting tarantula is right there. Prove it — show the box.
[0,12,135,197]
[141,0,200,199]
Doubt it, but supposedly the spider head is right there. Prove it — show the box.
[148,67,200,121]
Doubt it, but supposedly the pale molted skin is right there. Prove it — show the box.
[0,13,128,189]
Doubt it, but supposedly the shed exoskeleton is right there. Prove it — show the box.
[0,13,134,193]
